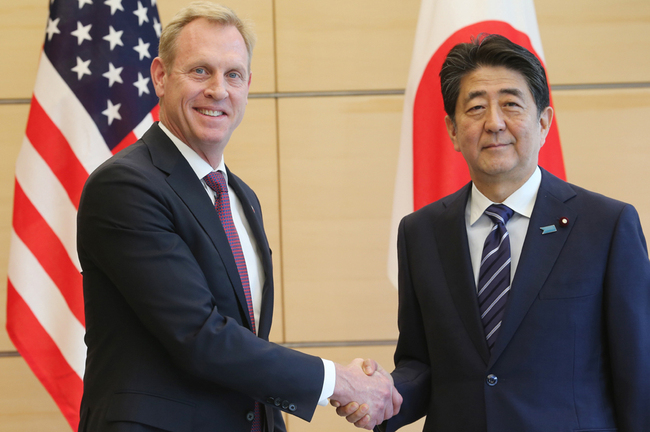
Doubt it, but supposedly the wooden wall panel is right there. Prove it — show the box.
[0,104,29,352]
[6,0,649,99]
[273,0,650,92]
[275,0,420,92]
[285,345,425,432]
[1,0,650,430]
[278,95,403,343]
[157,0,277,94]
[0,1,46,99]
[553,88,650,231]
[222,98,284,342]
[0,356,68,432]
[536,0,650,84]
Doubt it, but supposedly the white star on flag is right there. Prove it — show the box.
[133,1,149,26]
[46,17,61,41]
[153,17,162,38]
[104,0,124,15]
[103,62,123,87]
[102,99,122,125]
[133,72,150,96]
[71,56,92,80]
[103,26,124,50]
[71,21,93,45]
[78,0,93,9]
[133,38,151,60]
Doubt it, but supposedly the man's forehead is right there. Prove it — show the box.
[172,20,250,68]
[459,66,530,98]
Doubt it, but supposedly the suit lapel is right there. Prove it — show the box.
[488,170,577,365]
[435,184,491,364]
[142,124,255,331]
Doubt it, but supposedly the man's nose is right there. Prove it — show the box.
[205,76,228,100]
[484,106,506,133]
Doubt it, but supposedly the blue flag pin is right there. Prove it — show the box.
[540,225,557,235]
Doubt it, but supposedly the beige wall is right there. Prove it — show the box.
[1,0,649,430]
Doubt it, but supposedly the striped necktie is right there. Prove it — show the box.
[478,204,514,352]
[203,170,262,432]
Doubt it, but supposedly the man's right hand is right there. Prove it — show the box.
[329,358,402,429]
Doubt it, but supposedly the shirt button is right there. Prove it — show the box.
[486,374,498,386]
[246,411,255,422]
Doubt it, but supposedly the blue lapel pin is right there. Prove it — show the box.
[540,225,557,235]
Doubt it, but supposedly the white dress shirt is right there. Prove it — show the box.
[159,123,335,406]
[466,167,542,288]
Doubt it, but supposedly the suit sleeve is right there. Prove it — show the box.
[604,204,650,431]
[379,217,431,432]
[77,160,324,421]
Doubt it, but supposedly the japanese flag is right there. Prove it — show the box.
[388,0,565,286]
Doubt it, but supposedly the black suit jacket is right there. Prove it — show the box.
[382,169,650,432]
[77,123,324,431]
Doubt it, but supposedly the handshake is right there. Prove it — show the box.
[329,358,402,430]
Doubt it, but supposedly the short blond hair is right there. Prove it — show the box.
[158,1,256,71]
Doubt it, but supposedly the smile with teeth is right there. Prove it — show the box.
[196,108,225,117]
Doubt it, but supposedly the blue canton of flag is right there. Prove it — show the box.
[44,0,161,151]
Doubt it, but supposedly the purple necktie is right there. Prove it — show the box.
[478,204,514,352]
[203,171,261,432]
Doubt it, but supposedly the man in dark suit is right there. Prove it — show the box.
[76,2,400,431]
[341,34,650,431]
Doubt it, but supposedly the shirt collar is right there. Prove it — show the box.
[158,121,227,181]
[469,166,541,225]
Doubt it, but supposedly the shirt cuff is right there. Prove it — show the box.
[318,359,336,406]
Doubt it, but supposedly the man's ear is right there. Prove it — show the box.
[150,57,166,98]
[538,106,554,148]
[445,115,461,152]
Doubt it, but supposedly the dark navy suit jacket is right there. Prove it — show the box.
[381,169,650,432]
[77,123,323,431]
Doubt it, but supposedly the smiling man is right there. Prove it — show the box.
[76,2,400,431]
[341,34,650,431]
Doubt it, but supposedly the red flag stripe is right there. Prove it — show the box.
[15,137,80,270]
[7,230,86,378]
[111,131,138,155]
[6,280,83,430]
[112,106,160,155]
[149,104,161,124]
[12,181,84,324]
[26,96,88,209]
[33,53,112,173]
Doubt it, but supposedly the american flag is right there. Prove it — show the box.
[6,0,160,428]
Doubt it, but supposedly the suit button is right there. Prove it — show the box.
[288,404,297,412]
[274,399,282,407]
[246,411,255,422]
[486,374,498,386]
[267,397,275,404]
[282,400,290,409]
